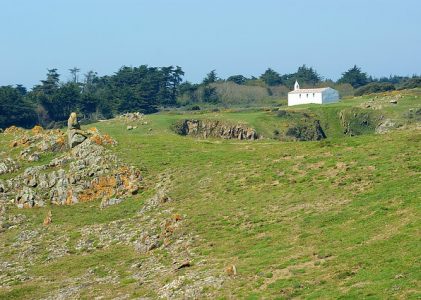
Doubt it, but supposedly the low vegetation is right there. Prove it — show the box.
[0,90,420,298]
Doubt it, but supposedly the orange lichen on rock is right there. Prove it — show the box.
[87,127,99,134]
[10,137,30,148]
[102,134,115,145]
[31,125,44,135]
[78,175,118,202]
[118,166,140,194]
[4,126,24,135]
[172,214,182,222]
[89,133,116,146]
[226,265,237,276]
[43,210,52,225]
[89,134,103,145]
[56,136,66,146]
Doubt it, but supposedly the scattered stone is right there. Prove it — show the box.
[119,112,144,122]
[127,125,134,130]
[134,233,161,253]
[175,260,191,270]
[390,99,398,104]
[226,265,237,276]
[43,210,52,226]
[100,198,124,208]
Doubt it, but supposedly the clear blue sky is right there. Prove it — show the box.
[1,0,420,88]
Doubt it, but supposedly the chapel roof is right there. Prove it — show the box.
[288,87,330,94]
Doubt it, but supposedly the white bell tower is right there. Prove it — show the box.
[294,80,300,91]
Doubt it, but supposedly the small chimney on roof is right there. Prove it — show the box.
[294,80,300,91]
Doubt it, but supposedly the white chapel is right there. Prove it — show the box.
[288,81,339,106]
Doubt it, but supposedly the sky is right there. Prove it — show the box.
[1,0,420,88]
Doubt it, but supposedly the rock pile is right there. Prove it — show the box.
[173,119,259,140]
[0,157,20,175]
[119,112,145,122]
[0,125,141,209]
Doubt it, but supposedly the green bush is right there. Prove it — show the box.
[397,77,421,90]
[355,82,395,96]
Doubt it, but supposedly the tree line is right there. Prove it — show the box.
[0,64,420,129]
[0,66,183,129]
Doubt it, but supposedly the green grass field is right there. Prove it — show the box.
[0,90,420,299]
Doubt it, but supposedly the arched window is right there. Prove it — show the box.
[299,94,301,98]
[306,94,308,98]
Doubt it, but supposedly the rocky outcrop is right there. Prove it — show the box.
[173,119,259,140]
[0,157,20,175]
[274,110,327,141]
[339,108,380,136]
[285,120,326,141]
[375,119,396,134]
[0,126,141,209]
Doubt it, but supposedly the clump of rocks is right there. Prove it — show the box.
[119,112,144,122]
[375,119,397,134]
[0,117,141,209]
[0,157,20,175]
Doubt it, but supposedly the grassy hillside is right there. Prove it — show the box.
[0,90,420,299]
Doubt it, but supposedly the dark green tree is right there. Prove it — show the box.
[69,67,81,83]
[202,85,219,103]
[0,86,37,129]
[260,68,282,86]
[294,65,321,86]
[39,68,60,95]
[227,75,247,85]
[202,70,218,85]
[337,65,369,88]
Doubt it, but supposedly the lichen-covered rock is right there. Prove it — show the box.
[67,112,87,148]
[134,232,161,253]
[2,126,141,209]
[69,133,86,148]
[3,126,25,135]
[173,119,259,140]
[100,197,124,208]
[375,119,396,134]
[119,112,144,122]
[0,158,20,175]
[15,187,44,208]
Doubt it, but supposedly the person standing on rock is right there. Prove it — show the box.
[67,112,87,148]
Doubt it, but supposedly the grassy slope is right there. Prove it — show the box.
[0,91,420,299]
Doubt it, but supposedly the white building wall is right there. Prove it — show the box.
[288,88,340,106]
[288,92,322,106]
[321,88,340,103]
